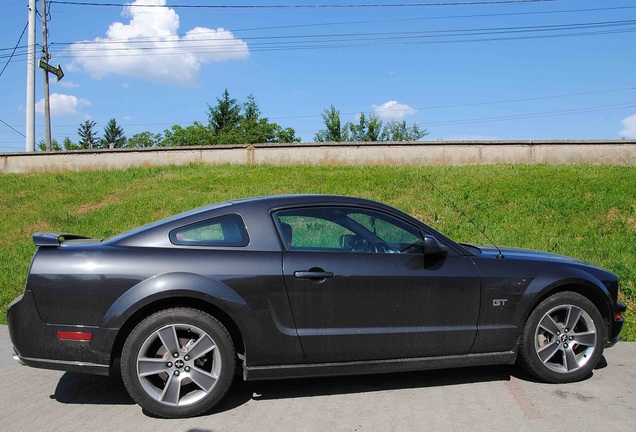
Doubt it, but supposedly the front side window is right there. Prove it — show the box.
[170,214,248,247]
[273,206,424,253]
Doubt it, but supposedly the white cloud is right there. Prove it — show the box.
[58,80,80,88]
[619,114,636,138]
[373,100,417,120]
[35,93,91,117]
[69,0,249,86]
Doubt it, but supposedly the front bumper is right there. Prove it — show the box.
[8,290,117,376]
[605,302,626,348]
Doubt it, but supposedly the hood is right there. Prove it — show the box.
[467,243,618,294]
[466,243,595,266]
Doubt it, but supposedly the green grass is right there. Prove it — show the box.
[1,164,634,340]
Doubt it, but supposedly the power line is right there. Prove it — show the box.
[16,98,636,135]
[302,102,635,135]
[229,5,636,33]
[4,4,626,47]
[58,19,636,48]
[424,103,635,127]
[33,18,634,60]
[268,87,636,120]
[9,86,634,128]
[0,22,29,78]
[3,4,633,55]
[0,120,27,138]
[8,98,631,141]
[40,29,636,60]
[49,1,563,10]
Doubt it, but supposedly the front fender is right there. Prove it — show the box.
[101,272,249,329]
[515,266,613,329]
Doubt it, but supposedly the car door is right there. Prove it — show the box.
[274,206,481,363]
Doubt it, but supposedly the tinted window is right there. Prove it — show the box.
[274,206,423,253]
[170,214,248,247]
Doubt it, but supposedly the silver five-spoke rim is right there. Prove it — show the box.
[534,304,597,373]
[136,324,222,406]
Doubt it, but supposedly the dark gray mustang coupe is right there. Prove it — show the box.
[8,195,625,418]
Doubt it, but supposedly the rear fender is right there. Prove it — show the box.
[101,272,249,329]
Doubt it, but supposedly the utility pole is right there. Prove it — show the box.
[41,0,52,152]
[26,0,36,152]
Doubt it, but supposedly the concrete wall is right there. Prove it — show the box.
[1,140,635,174]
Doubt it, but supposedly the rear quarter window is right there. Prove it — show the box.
[169,214,249,247]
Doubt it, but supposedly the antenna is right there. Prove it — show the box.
[419,172,505,259]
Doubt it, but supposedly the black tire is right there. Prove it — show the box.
[121,308,235,418]
[518,291,606,383]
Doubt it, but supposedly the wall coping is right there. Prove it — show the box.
[2,139,635,157]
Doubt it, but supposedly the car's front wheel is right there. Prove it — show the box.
[519,291,606,383]
[121,308,235,418]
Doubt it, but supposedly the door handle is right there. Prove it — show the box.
[294,270,334,279]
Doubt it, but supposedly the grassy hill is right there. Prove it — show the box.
[1,163,634,340]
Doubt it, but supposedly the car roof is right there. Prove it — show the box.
[103,194,469,255]
[104,195,385,245]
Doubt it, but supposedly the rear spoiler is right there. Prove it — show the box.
[32,232,91,247]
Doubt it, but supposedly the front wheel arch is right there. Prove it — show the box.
[519,282,612,338]
[518,291,606,383]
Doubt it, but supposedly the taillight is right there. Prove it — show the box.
[56,331,93,341]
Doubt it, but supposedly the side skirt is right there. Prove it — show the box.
[244,350,517,381]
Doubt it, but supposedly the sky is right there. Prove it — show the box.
[1,0,635,152]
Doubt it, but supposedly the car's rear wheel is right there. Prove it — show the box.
[121,308,235,418]
[519,291,606,383]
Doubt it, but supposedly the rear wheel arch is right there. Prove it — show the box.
[110,297,245,372]
[120,307,236,418]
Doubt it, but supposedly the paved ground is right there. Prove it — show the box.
[1,324,634,432]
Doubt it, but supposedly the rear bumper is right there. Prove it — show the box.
[12,354,25,366]
[12,353,111,375]
[8,290,117,376]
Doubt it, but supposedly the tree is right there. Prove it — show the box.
[343,113,384,142]
[381,119,428,141]
[62,137,82,150]
[101,118,126,148]
[125,131,164,148]
[240,94,300,144]
[238,94,269,144]
[163,122,215,147]
[37,139,61,151]
[236,95,275,144]
[365,114,383,141]
[315,105,428,142]
[314,105,343,142]
[78,120,99,149]
[45,92,298,151]
[243,94,260,123]
[205,91,299,144]
[272,125,299,143]
[207,89,241,135]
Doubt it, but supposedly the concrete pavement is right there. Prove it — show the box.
[1,324,634,432]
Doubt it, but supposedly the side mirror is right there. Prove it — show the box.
[424,235,448,258]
